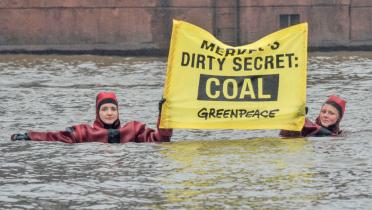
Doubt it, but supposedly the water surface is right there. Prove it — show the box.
[0,53,371,209]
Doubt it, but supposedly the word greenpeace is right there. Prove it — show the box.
[197,107,280,120]
[197,74,279,101]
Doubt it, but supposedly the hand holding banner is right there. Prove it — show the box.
[160,20,308,131]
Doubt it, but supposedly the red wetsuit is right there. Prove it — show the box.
[27,118,172,143]
[24,91,172,143]
[279,118,336,137]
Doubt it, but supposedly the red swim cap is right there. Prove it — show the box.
[96,91,118,112]
[325,95,346,118]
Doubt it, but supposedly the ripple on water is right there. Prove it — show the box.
[0,53,371,209]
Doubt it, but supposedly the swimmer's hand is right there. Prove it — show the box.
[11,133,30,141]
[158,98,166,115]
[315,127,334,137]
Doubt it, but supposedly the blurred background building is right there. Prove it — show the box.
[0,0,371,54]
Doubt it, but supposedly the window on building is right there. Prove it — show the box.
[279,14,300,28]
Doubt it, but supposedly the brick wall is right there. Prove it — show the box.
[0,0,371,54]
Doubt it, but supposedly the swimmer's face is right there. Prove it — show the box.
[99,103,118,125]
[319,104,340,127]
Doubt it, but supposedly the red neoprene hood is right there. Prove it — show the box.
[325,95,346,118]
[96,91,118,113]
[94,91,120,129]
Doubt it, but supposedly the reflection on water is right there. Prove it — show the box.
[0,53,371,209]
[160,138,315,209]
[159,137,371,209]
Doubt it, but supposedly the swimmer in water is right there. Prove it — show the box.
[11,91,172,143]
[280,95,346,137]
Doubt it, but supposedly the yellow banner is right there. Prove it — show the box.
[160,20,307,130]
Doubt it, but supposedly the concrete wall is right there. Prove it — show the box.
[350,0,372,45]
[0,0,371,54]
[239,0,352,48]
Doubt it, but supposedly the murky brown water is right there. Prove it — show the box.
[0,53,371,209]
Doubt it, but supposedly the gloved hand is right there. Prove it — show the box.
[11,133,30,141]
[158,98,166,115]
[315,127,333,137]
